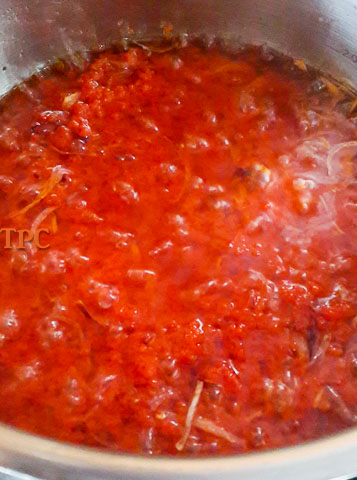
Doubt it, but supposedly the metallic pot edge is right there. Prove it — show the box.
[1,0,357,96]
[0,422,357,480]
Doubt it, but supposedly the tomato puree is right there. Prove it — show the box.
[0,42,357,455]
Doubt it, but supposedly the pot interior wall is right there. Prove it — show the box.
[1,0,357,97]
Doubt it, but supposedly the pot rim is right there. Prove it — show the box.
[0,422,357,476]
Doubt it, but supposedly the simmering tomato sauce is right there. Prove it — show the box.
[0,41,357,455]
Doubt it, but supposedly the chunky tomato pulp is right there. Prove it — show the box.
[0,43,357,455]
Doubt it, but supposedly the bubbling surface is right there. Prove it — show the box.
[0,41,357,455]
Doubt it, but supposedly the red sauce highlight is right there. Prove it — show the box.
[0,43,357,455]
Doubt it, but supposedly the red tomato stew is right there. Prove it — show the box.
[0,41,357,456]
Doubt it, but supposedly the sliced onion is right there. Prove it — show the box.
[11,165,70,217]
[175,380,204,451]
[31,206,57,233]
[310,333,331,366]
[325,385,357,425]
[194,416,243,446]
[326,141,357,177]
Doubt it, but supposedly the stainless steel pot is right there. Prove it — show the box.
[1,0,357,479]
